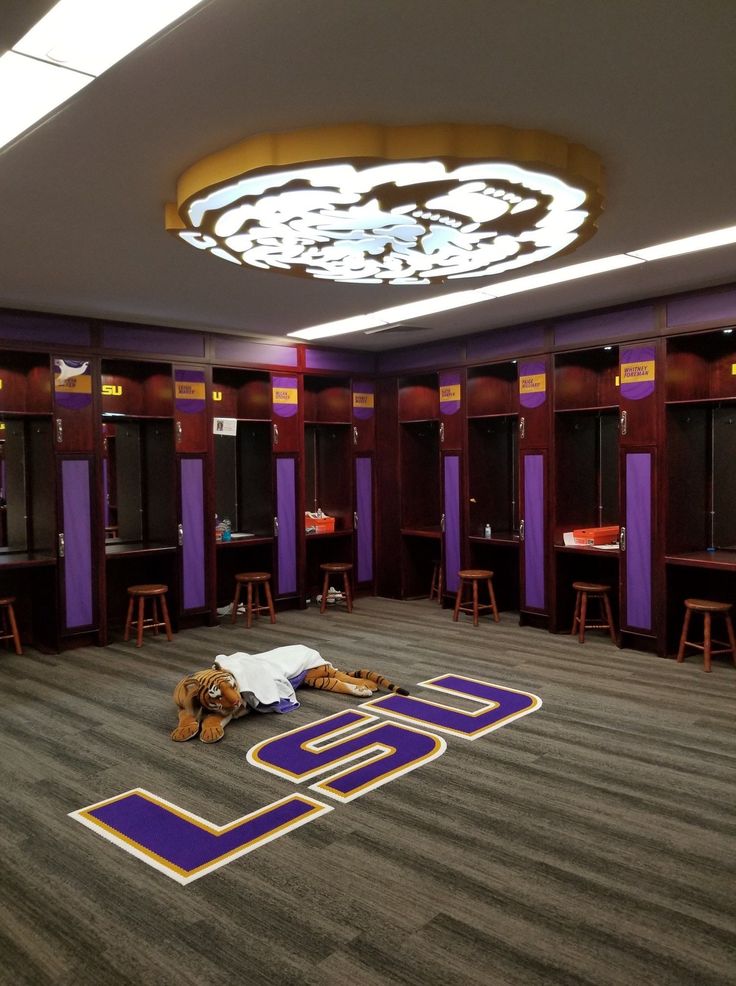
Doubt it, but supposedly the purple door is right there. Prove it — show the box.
[61,458,94,630]
[443,455,461,595]
[355,456,373,584]
[522,453,545,611]
[624,452,652,631]
[276,456,297,596]
[180,457,205,610]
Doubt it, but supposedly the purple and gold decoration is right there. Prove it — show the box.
[69,790,331,885]
[361,675,542,739]
[619,345,655,401]
[174,368,206,413]
[70,674,540,882]
[54,358,92,410]
[247,709,446,802]
[352,381,374,421]
[272,376,298,418]
[518,360,547,409]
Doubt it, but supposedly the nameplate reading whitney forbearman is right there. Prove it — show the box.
[70,675,541,884]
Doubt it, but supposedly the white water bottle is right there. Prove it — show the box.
[484,523,491,539]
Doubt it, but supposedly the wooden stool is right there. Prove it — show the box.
[319,562,353,613]
[0,596,22,655]
[452,570,499,627]
[429,559,443,605]
[124,584,173,648]
[676,598,736,673]
[231,572,276,628]
[571,582,617,644]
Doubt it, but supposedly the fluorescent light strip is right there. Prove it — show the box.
[628,224,736,261]
[288,223,736,340]
[0,0,206,151]
[0,51,92,150]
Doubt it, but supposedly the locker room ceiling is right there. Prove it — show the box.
[1,0,735,351]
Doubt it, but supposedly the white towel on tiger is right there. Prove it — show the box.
[214,645,332,712]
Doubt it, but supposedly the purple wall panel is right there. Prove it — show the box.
[625,453,652,630]
[355,457,373,583]
[466,323,546,362]
[305,349,376,373]
[180,458,205,610]
[61,459,93,628]
[276,457,297,595]
[101,324,205,357]
[212,337,299,367]
[377,340,465,374]
[523,454,545,610]
[443,455,461,594]
[667,286,736,328]
[554,305,656,347]
[102,459,109,528]
[0,313,90,346]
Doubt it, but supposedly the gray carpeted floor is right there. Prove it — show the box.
[0,597,734,986]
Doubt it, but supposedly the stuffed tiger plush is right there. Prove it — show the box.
[171,664,409,744]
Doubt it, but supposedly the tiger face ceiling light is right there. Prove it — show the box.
[165,123,604,285]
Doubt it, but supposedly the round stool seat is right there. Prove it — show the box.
[453,570,499,626]
[127,583,168,596]
[319,563,353,613]
[683,598,732,613]
[124,585,172,647]
[677,598,736,672]
[458,569,493,580]
[572,581,610,594]
[231,572,275,628]
[571,582,617,645]
[0,596,22,655]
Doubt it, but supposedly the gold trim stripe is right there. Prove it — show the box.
[167,123,605,221]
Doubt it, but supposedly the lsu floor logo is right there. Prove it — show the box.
[69,675,541,884]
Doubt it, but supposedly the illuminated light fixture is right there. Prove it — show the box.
[0,51,91,151]
[475,254,642,297]
[287,256,640,340]
[628,224,736,261]
[166,123,605,285]
[288,215,736,340]
[0,0,206,151]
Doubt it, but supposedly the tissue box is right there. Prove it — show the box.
[305,513,335,533]
[572,525,619,546]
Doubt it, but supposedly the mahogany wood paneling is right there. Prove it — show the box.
[467,416,518,537]
[399,421,440,529]
[0,353,52,414]
[303,375,351,423]
[398,373,438,421]
[374,378,400,598]
[211,367,271,419]
[304,424,352,530]
[554,348,619,410]
[466,362,517,416]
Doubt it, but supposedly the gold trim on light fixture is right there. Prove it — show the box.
[166,123,604,285]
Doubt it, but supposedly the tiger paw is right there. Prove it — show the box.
[199,723,225,743]
[171,722,200,742]
[346,684,373,697]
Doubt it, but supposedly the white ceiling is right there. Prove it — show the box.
[1,0,736,351]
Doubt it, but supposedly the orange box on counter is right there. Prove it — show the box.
[305,513,335,534]
[572,525,620,546]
